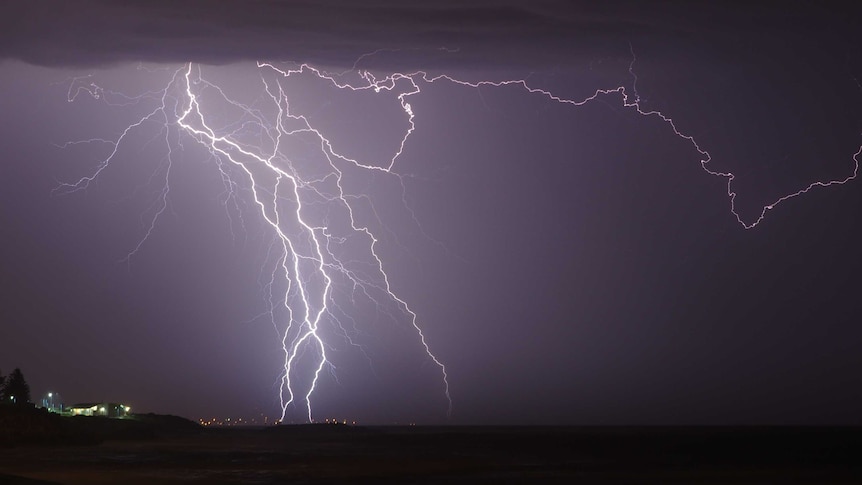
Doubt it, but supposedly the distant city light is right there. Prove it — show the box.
[197,414,355,427]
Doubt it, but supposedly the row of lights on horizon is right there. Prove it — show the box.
[198,416,358,426]
[199,415,271,427]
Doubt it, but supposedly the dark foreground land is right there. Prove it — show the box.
[1,414,862,484]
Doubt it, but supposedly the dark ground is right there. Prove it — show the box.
[1,418,862,484]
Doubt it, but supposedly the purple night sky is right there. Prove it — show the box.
[1,1,861,425]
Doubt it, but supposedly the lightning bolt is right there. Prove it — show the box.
[61,49,859,422]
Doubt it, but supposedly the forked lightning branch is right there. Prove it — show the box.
[61,54,859,422]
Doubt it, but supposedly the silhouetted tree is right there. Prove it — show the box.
[2,368,31,406]
[0,369,5,400]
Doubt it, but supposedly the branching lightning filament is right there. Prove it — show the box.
[61,53,859,422]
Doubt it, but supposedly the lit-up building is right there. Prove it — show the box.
[68,402,131,418]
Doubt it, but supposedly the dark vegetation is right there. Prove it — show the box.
[0,406,200,447]
[0,368,31,406]
[0,367,198,448]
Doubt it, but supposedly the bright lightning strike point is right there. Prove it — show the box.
[61,49,859,423]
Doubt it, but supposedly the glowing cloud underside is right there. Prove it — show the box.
[60,54,860,422]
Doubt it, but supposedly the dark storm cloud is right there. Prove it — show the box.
[1,0,855,68]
